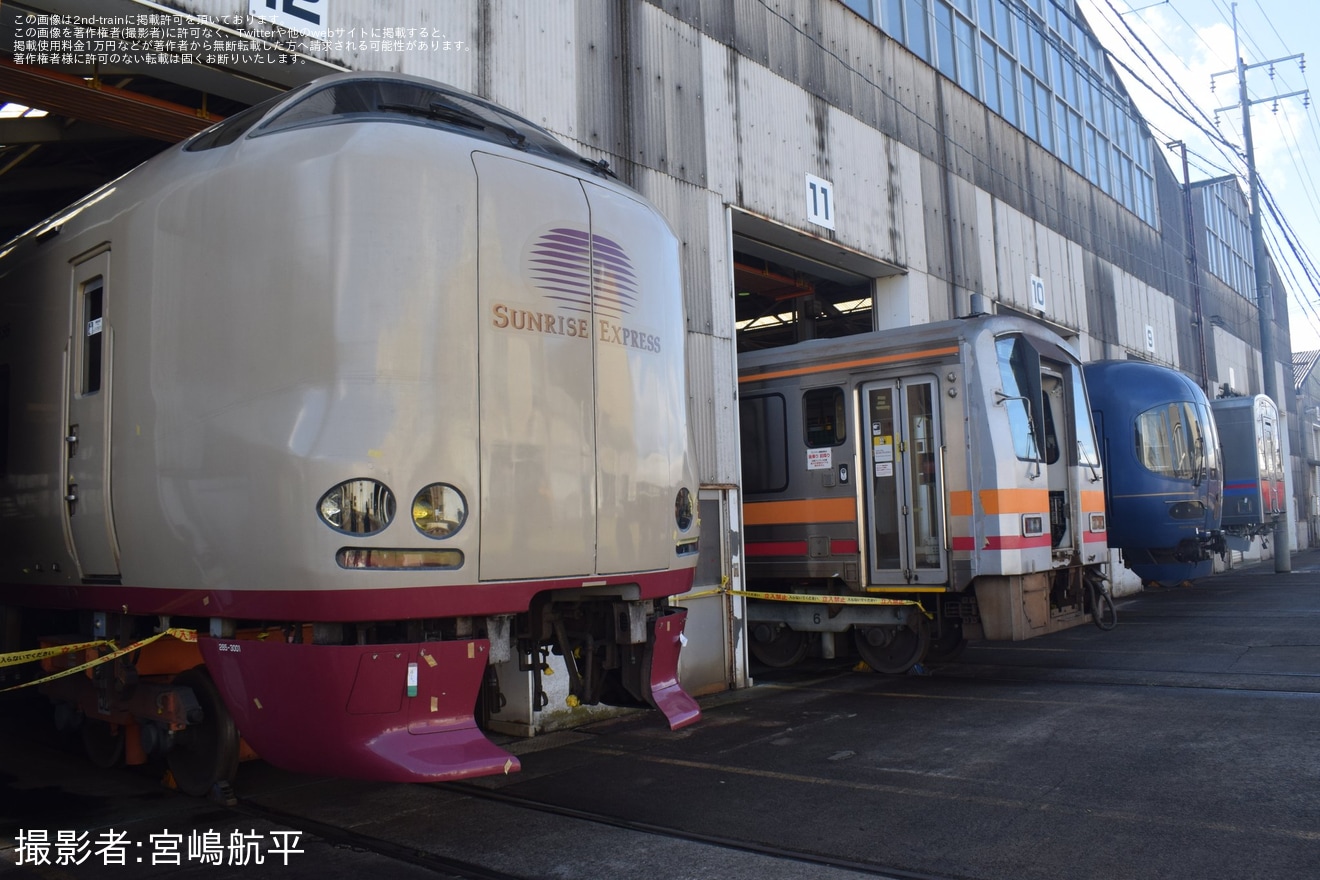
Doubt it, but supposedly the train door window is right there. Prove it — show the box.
[904,381,941,569]
[803,387,846,447]
[1040,375,1060,465]
[740,394,789,494]
[1261,414,1282,480]
[994,335,1044,461]
[867,385,901,569]
[81,278,104,396]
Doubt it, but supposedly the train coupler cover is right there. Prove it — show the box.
[646,608,700,730]
[199,636,519,783]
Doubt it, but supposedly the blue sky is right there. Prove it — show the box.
[1077,0,1320,353]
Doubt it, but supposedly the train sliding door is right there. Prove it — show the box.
[862,377,945,585]
[1040,369,1071,552]
[64,247,120,579]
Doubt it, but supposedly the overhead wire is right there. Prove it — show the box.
[1094,0,1320,346]
[1233,1,1320,342]
[1260,183,1320,339]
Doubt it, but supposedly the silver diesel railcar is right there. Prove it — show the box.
[737,314,1111,671]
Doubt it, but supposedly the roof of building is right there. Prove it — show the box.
[1294,350,1320,391]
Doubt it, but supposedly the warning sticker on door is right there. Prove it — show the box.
[807,448,832,470]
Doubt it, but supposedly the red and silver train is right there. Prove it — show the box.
[1211,394,1286,545]
[737,314,1111,671]
[0,72,701,794]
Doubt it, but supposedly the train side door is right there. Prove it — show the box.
[862,376,946,584]
[1258,405,1283,515]
[1040,369,1071,554]
[64,248,120,578]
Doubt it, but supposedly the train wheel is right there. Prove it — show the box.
[853,613,930,674]
[81,718,125,769]
[923,621,967,664]
[749,623,809,668]
[166,668,239,797]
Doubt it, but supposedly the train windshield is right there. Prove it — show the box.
[254,78,585,166]
[995,335,1045,462]
[1135,402,1208,480]
[184,87,312,151]
[1071,368,1101,468]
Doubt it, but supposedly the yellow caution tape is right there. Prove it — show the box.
[674,583,932,617]
[0,638,115,668]
[733,588,925,609]
[0,627,198,694]
[676,587,725,601]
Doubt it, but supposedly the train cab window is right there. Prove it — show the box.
[1071,368,1102,468]
[1191,403,1219,476]
[803,387,846,448]
[740,394,789,494]
[184,90,299,151]
[254,79,584,167]
[995,336,1045,462]
[1136,402,1202,480]
[82,279,104,395]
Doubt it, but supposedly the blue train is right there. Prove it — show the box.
[1083,360,1224,585]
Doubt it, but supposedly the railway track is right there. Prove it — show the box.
[229,780,967,880]
[229,799,514,880]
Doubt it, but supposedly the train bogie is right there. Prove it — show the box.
[0,72,701,790]
[1084,360,1223,585]
[738,315,1109,672]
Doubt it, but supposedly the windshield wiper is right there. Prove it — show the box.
[580,156,616,178]
[377,100,528,149]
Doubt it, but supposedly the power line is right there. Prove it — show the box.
[1089,0,1320,351]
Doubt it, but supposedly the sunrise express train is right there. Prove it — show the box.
[0,72,701,794]
[737,315,1110,671]
[1084,360,1223,585]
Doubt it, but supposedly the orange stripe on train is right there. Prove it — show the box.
[949,489,1048,516]
[743,497,856,525]
[738,346,960,383]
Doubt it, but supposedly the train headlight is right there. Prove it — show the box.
[412,483,468,538]
[675,487,695,532]
[1168,501,1206,520]
[317,479,396,535]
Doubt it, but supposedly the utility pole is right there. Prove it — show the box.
[1168,140,1210,394]
[1212,3,1307,573]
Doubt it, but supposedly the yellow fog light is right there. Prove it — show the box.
[411,483,468,538]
